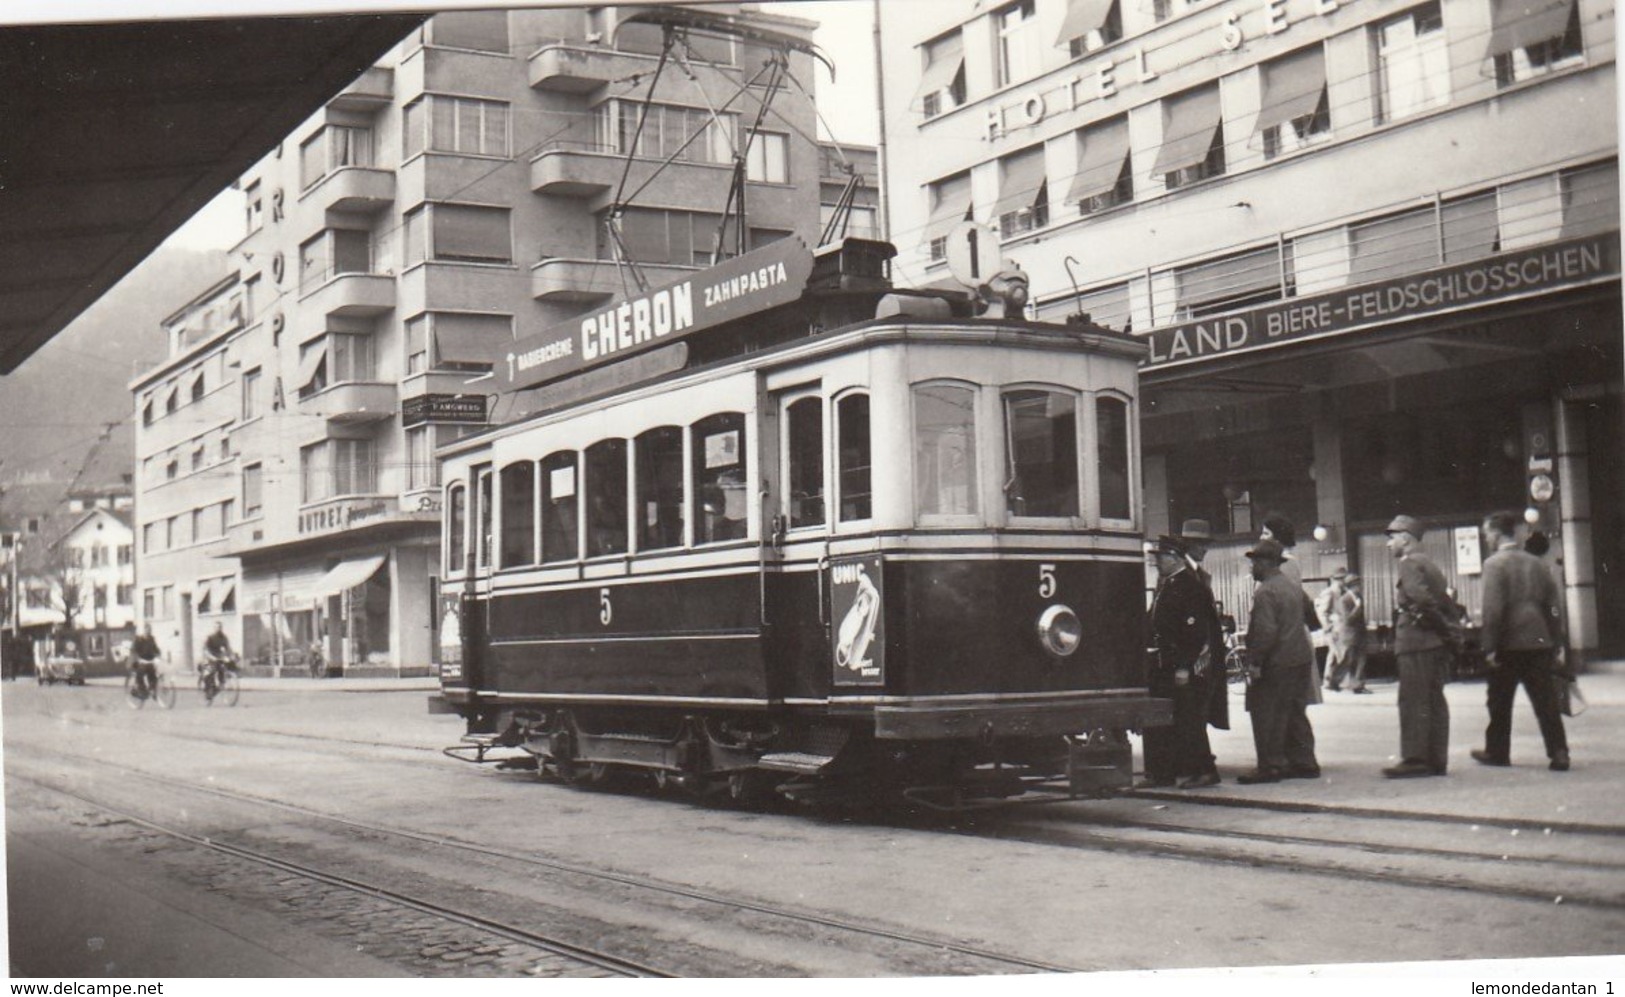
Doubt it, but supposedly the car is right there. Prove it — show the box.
[39,652,85,686]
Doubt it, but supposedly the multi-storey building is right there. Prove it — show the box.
[879,0,1621,658]
[136,6,823,676]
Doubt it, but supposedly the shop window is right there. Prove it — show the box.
[636,426,685,551]
[996,0,1041,89]
[924,171,972,261]
[500,462,536,568]
[1489,0,1582,86]
[837,393,872,523]
[586,439,630,557]
[1070,116,1132,216]
[914,382,979,517]
[1257,45,1331,159]
[785,396,824,529]
[1096,395,1131,521]
[692,413,748,544]
[541,452,579,563]
[447,483,467,571]
[1005,390,1078,517]
[1061,0,1122,58]
[916,29,967,119]
[994,145,1048,238]
[1373,3,1450,125]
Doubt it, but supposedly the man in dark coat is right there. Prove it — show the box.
[1178,517,1230,735]
[1139,536,1224,789]
[1472,510,1570,771]
[131,623,162,699]
[1383,514,1451,778]
[1237,537,1319,784]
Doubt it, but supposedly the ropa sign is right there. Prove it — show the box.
[499,237,815,393]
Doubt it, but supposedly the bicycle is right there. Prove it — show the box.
[125,666,176,709]
[198,655,240,707]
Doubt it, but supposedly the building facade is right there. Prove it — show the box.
[136,6,825,676]
[879,0,1621,657]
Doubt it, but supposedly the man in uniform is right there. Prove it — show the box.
[1140,536,1224,789]
[1472,510,1569,771]
[1236,538,1319,784]
[1383,515,1451,778]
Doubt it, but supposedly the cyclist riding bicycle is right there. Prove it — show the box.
[131,623,162,699]
[200,622,238,698]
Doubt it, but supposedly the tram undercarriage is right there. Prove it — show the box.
[445,703,1143,810]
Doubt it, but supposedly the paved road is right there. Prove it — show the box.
[5,670,1625,980]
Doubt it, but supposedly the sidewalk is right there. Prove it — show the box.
[81,673,441,693]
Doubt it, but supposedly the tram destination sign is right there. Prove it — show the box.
[1143,233,1620,371]
[498,236,816,394]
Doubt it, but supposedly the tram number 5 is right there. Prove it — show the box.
[1038,563,1058,599]
[599,588,613,626]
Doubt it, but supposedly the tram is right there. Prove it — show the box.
[433,234,1169,807]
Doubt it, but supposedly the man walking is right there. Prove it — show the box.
[1472,510,1570,771]
[1323,567,1369,693]
[1237,537,1318,785]
[1383,515,1451,778]
[1140,536,1224,789]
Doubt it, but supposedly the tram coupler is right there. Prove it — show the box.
[1066,729,1133,798]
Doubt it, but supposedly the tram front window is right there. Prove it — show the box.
[1004,389,1078,518]
[636,426,685,551]
[913,383,978,517]
[693,412,748,544]
[1097,395,1132,520]
[586,439,629,556]
[500,462,535,566]
[786,397,824,528]
[837,393,871,522]
[541,451,579,563]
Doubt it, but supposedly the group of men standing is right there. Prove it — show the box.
[1141,510,1571,789]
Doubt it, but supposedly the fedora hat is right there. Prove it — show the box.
[1178,518,1214,541]
[1385,514,1424,538]
[1245,537,1286,562]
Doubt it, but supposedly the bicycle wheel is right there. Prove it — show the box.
[124,672,145,709]
[155,674,177,710]
[218,672,240,707]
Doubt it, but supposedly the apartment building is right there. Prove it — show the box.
[879,0,1621,656]
[136,6,824,676]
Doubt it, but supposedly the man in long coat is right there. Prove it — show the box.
[1238,537,1319,784]
[1140,536,1224,789]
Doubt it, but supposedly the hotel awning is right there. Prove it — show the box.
[1485,0,1577,59]
[991,146,1048,220]
[1054,0,1117,47]
[1151,87,1223,178]
[911,33,964,103]
[1067,117,1131,204]
[924,173,973,244]
[1254,46,1327,136]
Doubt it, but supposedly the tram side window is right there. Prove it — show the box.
[636,426,685,551]
[837,393,871,522]
[585,439,629,556]
[1096,395,1132,520]
[1004,389,1078,517]
[500,462,535,567]
[786,397,824,528]
[541,451,580,563]
[693,412,748,544]
[447,483,467,571]
[476,469,493,568]
[913,384,978,516]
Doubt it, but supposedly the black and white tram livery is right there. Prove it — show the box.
[435,237,1170,805]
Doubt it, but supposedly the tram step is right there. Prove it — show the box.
[756,751,836,774]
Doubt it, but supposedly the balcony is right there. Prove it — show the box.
[298,381,397,424]
[303,272,396,318]
[530,145,730,205]
[531,257,701,303]
[329,66,393,111]
[315,167,395,216]
[528,44,719,102]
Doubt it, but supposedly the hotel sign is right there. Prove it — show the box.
[1143,235,1620,371]
[497,237,815,394]
[402,393,487,427]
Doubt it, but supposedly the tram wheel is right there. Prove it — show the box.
[727,769,774,805]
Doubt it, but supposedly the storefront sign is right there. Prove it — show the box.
[497,237,815,394]
[830,556,885,687]
[1144,235,1620,371]
[402,393,487,427]
[298,499,390,536]
[1454,526,1483,576]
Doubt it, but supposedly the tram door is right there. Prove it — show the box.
[458,466,493,693]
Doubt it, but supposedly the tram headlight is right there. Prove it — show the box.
[1036,604,1083,658]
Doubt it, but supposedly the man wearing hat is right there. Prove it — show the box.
[1323,567,1370,694]
[1178,518,1216,588]
[1140,535,1224,789]
[1237,537,1319,784]
[1384,515,1451,778]
[1178,517,1232,743]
